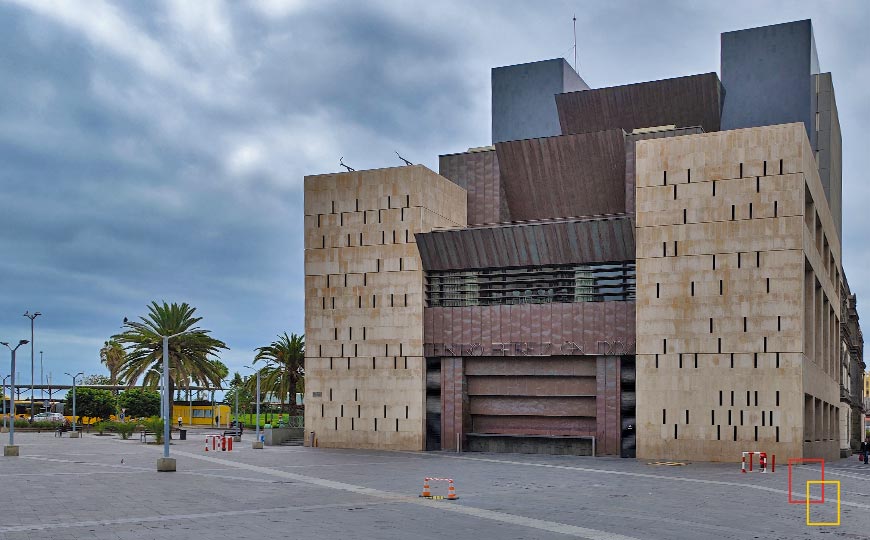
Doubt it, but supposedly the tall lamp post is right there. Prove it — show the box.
[2,339,29,456]
[39,351,44,403]
[2,374,10,431]
[244,365,263,449]
[123,317,192,472]
[64,372,84,434]
[23,311,41,422]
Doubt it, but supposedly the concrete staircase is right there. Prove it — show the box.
[280,435,305,446]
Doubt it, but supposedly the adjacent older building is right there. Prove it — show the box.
[303,19,860,460]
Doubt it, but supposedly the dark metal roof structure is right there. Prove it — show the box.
[416,214,635,271]
[556,73,724,135]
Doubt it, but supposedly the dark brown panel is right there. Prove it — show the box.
[468,375,597,396]
[556,73,723,135]
[424,302,636,355]
[416,215,634,271]
[439,150,509,225]
[495,130,627,221]
[469,396,596,417]
[471,415,596,436]
[464,357,597,377]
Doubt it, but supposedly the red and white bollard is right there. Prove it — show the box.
[759,452,767,473]
[227,435,233,451]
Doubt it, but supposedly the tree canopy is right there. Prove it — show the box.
[112,301,229,400]
[248,333,304,411]
[67,387,116,421]
[118,388,160,418]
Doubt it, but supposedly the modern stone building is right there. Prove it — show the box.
[303,19,862,460]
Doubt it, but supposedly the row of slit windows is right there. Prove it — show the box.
[656,336,779,356]
[657,274,771,298]
[319,229,413,249]
[668,424,780,442]
[654,352,782,369]
[321,293,409,309]
[318,195,412,222]
[661,160,783,187]
[328,417,402,432]
[671,198,778,225]
[314,353,410,370]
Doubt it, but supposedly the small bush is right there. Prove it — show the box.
[142,417,164,443]
[115,422,136,440]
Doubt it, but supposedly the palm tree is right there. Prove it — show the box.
[249,333,304,413]
[100,339,126,393]
[112,301,229,402]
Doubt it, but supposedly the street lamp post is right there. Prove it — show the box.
[23,311,41,422]
[64,372,84,434]
[39,351,43,403]
[244,365,263,449]
[188,377,193,427]
[2,374,10,431]
[2,339,29,456]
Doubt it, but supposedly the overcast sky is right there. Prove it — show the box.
[1,0,868,389]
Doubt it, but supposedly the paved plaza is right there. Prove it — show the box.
[1,431,869,539]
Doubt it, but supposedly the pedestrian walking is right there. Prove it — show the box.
[177,416,183,428]
[862,437,869,464]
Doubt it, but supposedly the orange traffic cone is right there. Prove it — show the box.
[420,478,431,497]
[447,481,458,500]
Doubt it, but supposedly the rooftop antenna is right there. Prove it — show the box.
[573,14,578,73]
[395,151,413,166]
[339,157,355,172]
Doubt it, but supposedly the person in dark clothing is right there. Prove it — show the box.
[862,438,870,464]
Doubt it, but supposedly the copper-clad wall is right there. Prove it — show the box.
[424,301,636,356]
[417,215,634,272]
[439,150,509,226]
[495,130,627,221]
[555,73,724,135]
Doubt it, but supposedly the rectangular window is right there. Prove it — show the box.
[740,410,744,425]
[749,203,753,219]
[763,160,767,176]
[731,205,735,220]
[754,426,758,442]
[766,278,770,293]
[674,424,678,439]
[691,282,694,296]
[776,391,780,406]
[719,391,723,406]
[663,170,667,185]
[662,409,667,424]
[718,425,721,440]
[685,410,690,424]
[733,426,737,441]
[728,410,732,425]
[774,201,778,217]
[776,426,780,442]
[739,163,744,178]
[719,280,723,296]
[776,353,780,368]
[712,254,716,269]
[687,169,691,183]
[683,208,687,224]
[709,318,713,333]
[656,283,660,298]
[694,354,698,369]
[730,352,733,368]
[679,354,683,369]
[746,391,751,406]
[663,339,667,354]
[731,391,734,406]
[754,391,758,406]
[778,316,781,331]
[712,410,715,425]
[754,353,758,369]
[719,338,722,354]
[755,176,760,193]
[673,185,677,200]
[779,159,783,174]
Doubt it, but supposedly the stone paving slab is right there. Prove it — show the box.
[1,432,868,539]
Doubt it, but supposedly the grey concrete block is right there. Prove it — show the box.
[156,457,176,472]
[3,445,19,456]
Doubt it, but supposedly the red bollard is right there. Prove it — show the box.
[212,436,217,450]
[227,435,233,451]
[221,436,226,451]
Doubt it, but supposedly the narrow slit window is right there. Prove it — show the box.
[730,353,734,369]
[663,241,667,257]
[731,391,734,406]
[656,283,660,298]
[746,391,750,406]
[766,278,770,293]
[687,169,691,183]
[754,426,758,442]
[395,419,399,432]
[776,426,780,442]
[738,252,742,268]
[718,338,722,354]
[673,184,677,200]
[756,251,760,267]
[712,410,715,425]
[405,406,409,419]
[754,391,758,406]
[778,316,781,331]
[774,201,778,217]
[740,410,744,425]
[683,208,687,224]
[655,354,659,369]
[679,353,683,369]
[776,391,780,406]
[713,254,716,269]
[321,404,324,417]
[719,280,723,296]
[754,353,758,369]
[779,159,783,174]
[756,177,760,193]
[685,410,690,424]
[663,339,667,354]
[712,181,716,196]
[663,170,668,185]
[710,318,713,333]
[662,409,667,424]
[776,353,780,368]
[719,391,723,406]
[739,163,744,177]
[733,426,737,441]
[728,410,732,424]
[743,317,747,332]
[694,354,698,369]
[763,337,767,353]
[718,425,721,440]
[691,282,694,296]
[763,161,767,176]
[731,205,735,220]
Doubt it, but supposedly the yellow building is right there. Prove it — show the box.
[864,372,870,398]
[171,404,232,427]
